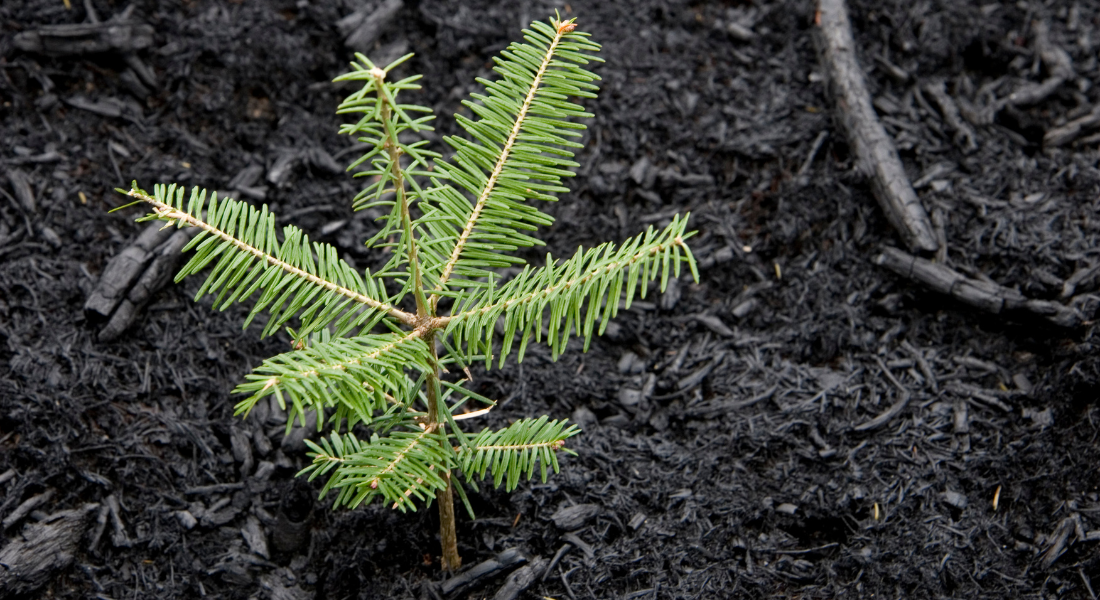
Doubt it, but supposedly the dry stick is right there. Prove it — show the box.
[815,0,939,254]
[875,247,1082,327]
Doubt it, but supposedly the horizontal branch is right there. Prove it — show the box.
[436,235,691,328]
[127,188,418,327]
[875,247,1082,327]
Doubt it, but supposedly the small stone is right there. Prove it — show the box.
[176,510,198,530]
[776,503,798,515]
[942,490,968,510]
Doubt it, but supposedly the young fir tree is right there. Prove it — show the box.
[116,15,696,569]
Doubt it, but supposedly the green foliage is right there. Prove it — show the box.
[115,14,697,550]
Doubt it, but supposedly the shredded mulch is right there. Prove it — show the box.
[2,0,1100,598]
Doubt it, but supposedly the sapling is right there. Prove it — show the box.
[114,14,697,569]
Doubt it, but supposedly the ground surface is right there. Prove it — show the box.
[2,0,1100,598]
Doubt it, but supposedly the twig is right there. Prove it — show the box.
[875,247,1082,327]
[795,131,829,185]
[815,0,938,253]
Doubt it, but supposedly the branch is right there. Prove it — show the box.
[126,187,418,327]
[431,19,575,301]
[437,232,693,329]
[875,246,1082,327]
[815,0,939,254]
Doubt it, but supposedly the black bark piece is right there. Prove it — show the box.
[815,0,939,254]
[89,224,198,341]
[550,504,601,530]
[0,503,99,598]
[490,556,547,600]
[438,547,528,599]
[875,246,1082,327]
[13,22,154,56]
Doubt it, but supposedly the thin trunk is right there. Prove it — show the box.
[425,331,461,570]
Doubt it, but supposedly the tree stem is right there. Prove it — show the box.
[424,331,461,570]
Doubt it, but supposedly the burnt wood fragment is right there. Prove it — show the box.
[86,222,199,341]
[438,547,528,599]
[0,503,99,597]
[875,247,1081,327]
[490,556,547,600]
[14,22,154,56]
[815,0,938,254]
[550,504,601,531]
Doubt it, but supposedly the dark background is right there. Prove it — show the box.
[2,0,1100,598]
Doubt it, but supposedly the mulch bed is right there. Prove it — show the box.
[2,0,1100,598]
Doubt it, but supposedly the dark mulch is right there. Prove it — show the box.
[2,0,1100,598]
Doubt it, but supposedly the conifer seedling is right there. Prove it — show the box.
[115,15,697,569]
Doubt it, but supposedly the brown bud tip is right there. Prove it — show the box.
[370,480,379,489]
[558,22,576,34]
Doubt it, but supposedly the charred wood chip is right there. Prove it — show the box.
[0,503,99,597]
[550,504,601,531]
[490,556,547,600]
[14,22,154,56]
[438,547,527,599]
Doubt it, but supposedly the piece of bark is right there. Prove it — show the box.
[6,169,36,213]
[491,556,547,600]
[1044,105,1100,147]
[0,503,99,597]
[923,80,978,153]
[85,223,177,320]
[92,225,199,341]
[550,504,600,531]
[438,548,528,599]
[341,0,404,53]
[875,247,1082,327]
[14,21,154,56]
[815,0,938,254]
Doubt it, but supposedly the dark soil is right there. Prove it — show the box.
[3,0,1100,598]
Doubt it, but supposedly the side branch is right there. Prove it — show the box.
[431,21,572,301]
[815,0,939,254]
[127,189,418,327]
[436,236,690,328]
